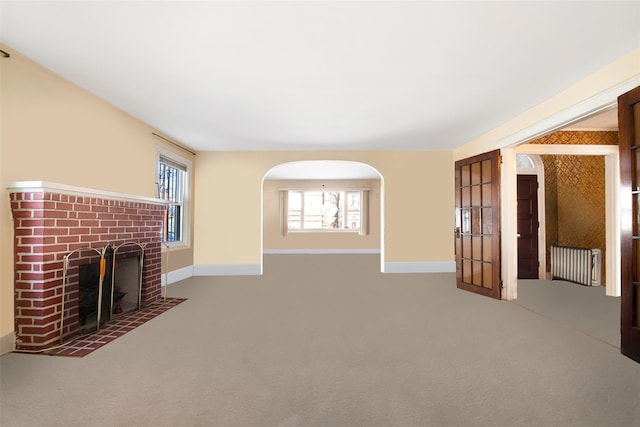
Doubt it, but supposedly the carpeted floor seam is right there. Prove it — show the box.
[509,300,619,350]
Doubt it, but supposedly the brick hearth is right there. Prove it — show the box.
[8,182,167,351]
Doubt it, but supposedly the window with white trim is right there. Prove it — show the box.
[286,190,363,231]
[158,151,190,245]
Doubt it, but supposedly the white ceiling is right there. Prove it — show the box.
[1,1,638,153]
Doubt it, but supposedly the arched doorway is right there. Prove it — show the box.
[261,160,385,271]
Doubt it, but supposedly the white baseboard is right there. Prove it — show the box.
[263,249,381,255]
[194,264,262,276]
[383,261,456,273]
[190,259,454,276]
[0,331,15,355]
[161,265,194,286]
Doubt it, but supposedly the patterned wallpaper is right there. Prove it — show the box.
[530,131,618,146]
[531,131,618,285]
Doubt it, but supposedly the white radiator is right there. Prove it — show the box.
[550,246,601,286]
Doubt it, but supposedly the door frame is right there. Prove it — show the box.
[511,144,620,298]
[495,77,639,300]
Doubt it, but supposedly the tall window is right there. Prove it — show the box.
[287,190,361,231]
[158,152,189,244]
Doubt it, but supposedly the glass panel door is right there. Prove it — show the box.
[619,85,640,363]
[455,150,501,299]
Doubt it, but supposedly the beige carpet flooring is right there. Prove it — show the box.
[1,254,639,426]
[515,279,621,349]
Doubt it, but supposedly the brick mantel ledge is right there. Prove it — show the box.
[7,181,168,206]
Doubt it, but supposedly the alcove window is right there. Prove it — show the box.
[287,190,362,231]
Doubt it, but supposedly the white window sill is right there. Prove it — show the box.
[161,242,190,251]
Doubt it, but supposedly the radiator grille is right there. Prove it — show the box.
[550,245,600,286]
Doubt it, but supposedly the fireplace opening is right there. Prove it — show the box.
[112,255,143,316]
[62,242,146,342]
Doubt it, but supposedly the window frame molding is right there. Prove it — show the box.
[280,187,370,236]
[157,147,192,249]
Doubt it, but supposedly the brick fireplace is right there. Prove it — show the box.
[8,182,167,351]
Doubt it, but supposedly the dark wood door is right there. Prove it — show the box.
[455,150,501,299]
[619,85,640,363]
[517,175,539,279]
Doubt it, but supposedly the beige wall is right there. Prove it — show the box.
[0,46,195,351]
[194,151,454,267]
[263,179,381,251]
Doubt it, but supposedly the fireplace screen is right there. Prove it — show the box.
[61,242,146,342]
[77,247,113,334]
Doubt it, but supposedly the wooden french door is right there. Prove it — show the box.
[619,85,640,363]
[517,175,539,279]
[455,149,502,299]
